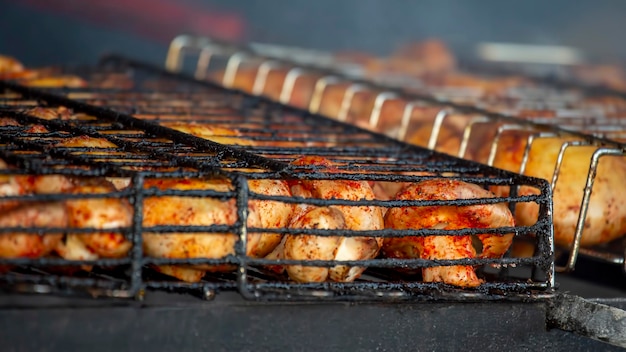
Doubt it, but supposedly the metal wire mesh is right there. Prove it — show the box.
[0,55,553,301]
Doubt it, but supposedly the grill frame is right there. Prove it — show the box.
[0,55,555,302]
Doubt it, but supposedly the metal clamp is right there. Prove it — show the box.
[308,76,341,114]
[368,92,398,130]
[396,101,422,141]
[558,147,625,272]
[458,116,491,159]
[337,83,369,122]
[279,67,306,104]
[223,52,251,88]
[194,44,233,80]
[252,60,283,96]
[165,34,214,72]
[487,124,536,167]
[427,109,451,151]
[520,132,560,175]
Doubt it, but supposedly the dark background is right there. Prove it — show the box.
[1,0,626,67]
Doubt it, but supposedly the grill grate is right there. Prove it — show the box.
[167,35,626,275]
[0,55,553,301]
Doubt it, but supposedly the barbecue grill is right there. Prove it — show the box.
[1,34,626,351]
[0,54,554,300]
[164,35,626,275]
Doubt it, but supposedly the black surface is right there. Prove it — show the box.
[2,265,623,351]
[0,291,624,352]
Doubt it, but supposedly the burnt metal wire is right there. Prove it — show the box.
[0,55,554,301]
[165,35,626,275]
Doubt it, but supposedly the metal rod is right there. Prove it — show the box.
[252,59,282,96]
[458,116,491,159]
[368,92,398,130]
[165,34,213,72]
[521,132,560,176]
[396,101,420,141]
[279,67,305,104]
[487,124,535,167]
[235,175,255,300]
[223,52,251,88]
[562,148,626,272]
[551,140,590,190]
[129,174,145,297]
[428,109,451,151]
[194,44,228,80]
[309,76,340,114]
[337,83,369,122]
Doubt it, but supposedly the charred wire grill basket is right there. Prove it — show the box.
[164,35,626,275]
[0,54,554,302]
